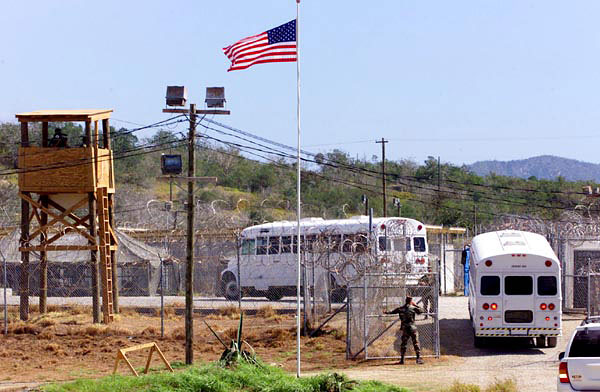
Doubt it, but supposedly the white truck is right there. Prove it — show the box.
[558,317,600,391]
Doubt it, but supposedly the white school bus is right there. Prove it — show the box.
[219,216,429,301]
[469,230,562,348]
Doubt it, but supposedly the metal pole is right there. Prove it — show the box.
[0,249,7,335]
[160,255,164,338]
[364,207,372,359]
[185,103,196,365]
[236,236,241,310]
[588,258,591,317]
[296,0,302,378]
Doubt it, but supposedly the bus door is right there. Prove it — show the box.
[503,274,535,330]
[251,236,270,291]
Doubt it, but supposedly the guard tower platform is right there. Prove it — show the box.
[16,109,118,323]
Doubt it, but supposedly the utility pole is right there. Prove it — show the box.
[376,138,388,217]
[185,104,196,365]
[163,86,229,365]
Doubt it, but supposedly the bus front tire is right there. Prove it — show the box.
[547,337,557,348]
[223,275,240,301]
[330,288,347,303]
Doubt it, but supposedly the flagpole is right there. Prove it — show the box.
[295,0,302,379]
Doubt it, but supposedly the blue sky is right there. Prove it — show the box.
[2,1,600,166]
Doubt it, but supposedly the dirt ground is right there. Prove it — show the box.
[338,297,583,392]
[0,304,349,389]
[0,297,584,392]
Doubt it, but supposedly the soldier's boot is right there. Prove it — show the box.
[416,354,424,365]
[399,349,406,365]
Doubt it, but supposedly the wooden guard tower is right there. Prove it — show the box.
[15,109,118,323]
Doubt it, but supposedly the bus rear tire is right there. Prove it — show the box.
[265,289,284,301]
[535,336,546,348]
[547,337,558,348]
[222,274,240,301]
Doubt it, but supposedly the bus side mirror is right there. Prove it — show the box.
[558,352,565,360]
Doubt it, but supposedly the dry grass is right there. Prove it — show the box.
[442,379,518,392]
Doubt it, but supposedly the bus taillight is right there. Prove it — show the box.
[540,303,547,310]
[548,303,555,310]
[483,303,489,310]
[545,260,552,267]
[485,260,492,267]
[490,303,497,310]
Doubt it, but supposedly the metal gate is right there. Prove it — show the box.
[347,272,439,360]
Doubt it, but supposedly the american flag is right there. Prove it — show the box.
[223,20,297,72]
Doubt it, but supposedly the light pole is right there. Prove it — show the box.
[361,194,369,216]
[162,86,229,365]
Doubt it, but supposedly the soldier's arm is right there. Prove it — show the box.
[384,306,402,315]
[412,304,424,314]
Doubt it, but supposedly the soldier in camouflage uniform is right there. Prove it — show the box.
[385,295,424,364]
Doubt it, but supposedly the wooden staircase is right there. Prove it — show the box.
[97,187,115,323]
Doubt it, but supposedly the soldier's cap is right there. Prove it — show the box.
[405,295,413,301]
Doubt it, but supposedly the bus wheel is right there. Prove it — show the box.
[223,274,240,301]
[535,336,546,348]
[265,289,283,301]
[547,337,558,348]
[330,287,347,303]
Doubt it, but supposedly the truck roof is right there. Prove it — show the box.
[471,230,557,262]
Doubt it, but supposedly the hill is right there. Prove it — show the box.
[467,155,600,182]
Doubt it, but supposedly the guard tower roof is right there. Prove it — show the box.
[15,109,113,123]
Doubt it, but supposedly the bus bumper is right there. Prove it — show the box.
[475,327,561,337]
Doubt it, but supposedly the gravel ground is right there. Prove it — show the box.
[339,296,582,392]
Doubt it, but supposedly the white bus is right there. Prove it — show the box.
[468,230,562,348]
[219,216,429,301]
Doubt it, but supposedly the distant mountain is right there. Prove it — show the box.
[467,155,600,182]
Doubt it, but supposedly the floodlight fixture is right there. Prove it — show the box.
[205,87,226,108]
[166,86,187,107]
[161,154,183,175]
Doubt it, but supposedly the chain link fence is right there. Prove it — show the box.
[347,272,439,360]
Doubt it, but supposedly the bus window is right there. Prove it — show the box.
[330,235,341,252]
[342,235,353,253]
[378,236,387,251]
[305,235,317,252]
[257,237,268,255]
[355,233,367,252]
[537,276,557,296]
[241,239,255,255]
[292,235,304,254]
[268,236,280,255]
[392,238,406,252]
[413,237,426,252]
[281,236,292,253]
[481,276,500,295]
[505,276,533,295]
